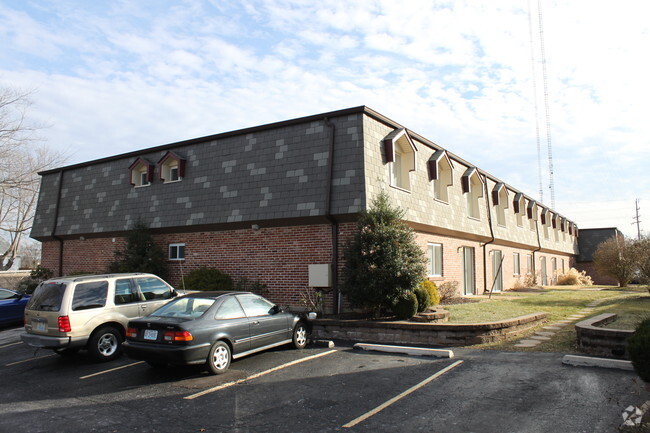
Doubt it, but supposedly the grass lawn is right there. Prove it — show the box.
[445,285,650,353]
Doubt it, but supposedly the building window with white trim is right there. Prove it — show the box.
[168,243,185,260]
[513,253,520,276]
[427,243,443,277]
[526,254,533,274]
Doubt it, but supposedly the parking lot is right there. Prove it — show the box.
[1,325,648,433]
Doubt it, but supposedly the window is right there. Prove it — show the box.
[527,201,538,231]
[129,158,154,187]
[541,209,550,240]
[114,279,136,305]
[236,294,275,317]
[135,277,173,301]
[526,254,533,275]
[513,253,520,276]
[428,150,454,203]
[152,298,215,319]
[513,193,525,227]
[169,243,185,260]
[72,281,108,311]
[492,183,508,227]
[427,243,443,277]
[216,297,246,320]
[384,129,416,192]
[462,167,484,219]
[158,151,186,183]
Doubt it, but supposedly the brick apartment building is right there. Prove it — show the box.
[30,106,579,313]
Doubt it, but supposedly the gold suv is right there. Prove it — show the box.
[21,273,177,362]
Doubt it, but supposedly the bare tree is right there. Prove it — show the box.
[0,85,66,270]
[593,236,636,287]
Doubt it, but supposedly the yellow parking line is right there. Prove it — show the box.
[80,361,144,379]
[343,360,464,428]
[0,342,22,349]
[184,349,338,400]
[5,354,55,367]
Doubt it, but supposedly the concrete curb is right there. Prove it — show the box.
[353,343,454,358]
[562,354,634,371]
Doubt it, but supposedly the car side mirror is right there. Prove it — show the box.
[270,305,282,314]
[171,289,178,297]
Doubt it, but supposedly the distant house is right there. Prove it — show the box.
[30,106,579,313]
[574,228,624,285]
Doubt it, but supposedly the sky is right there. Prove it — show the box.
[1,0,648,238]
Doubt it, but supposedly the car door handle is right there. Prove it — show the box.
[252,321,260,326]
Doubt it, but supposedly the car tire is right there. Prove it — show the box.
[88,326,122,362]
[206,341,231,375]
[54,347,80,358]
[292,322,308,349]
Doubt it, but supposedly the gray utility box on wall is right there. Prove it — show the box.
[308,264,332,287]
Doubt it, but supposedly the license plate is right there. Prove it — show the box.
[34,321,46,332]
[144,329,158,341]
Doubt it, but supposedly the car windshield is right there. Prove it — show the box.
[26,282,67,312]
[150,297,215,319]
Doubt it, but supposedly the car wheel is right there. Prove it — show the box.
[54,347,80,358]
[292,322,308,349]
[88,326,122,362]
[206,341,231,375]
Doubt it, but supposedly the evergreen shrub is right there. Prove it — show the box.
[627,318,650,383]
[413,284,431,313]
[184,267,233,292]
[420,280,440,306]
[392,291,418,320]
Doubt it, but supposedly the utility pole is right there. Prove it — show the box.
[632,199,642,240]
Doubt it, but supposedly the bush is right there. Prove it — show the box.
[420,280,440,307]
[556,268,593,286]
[108,220,167,279]
[183,267,233,291]
[16,265,53,295]
[392,291,418,320]
[627,318,650,383]
[341,191,427,316]
[437,281,459,301]
[413,284,431,313]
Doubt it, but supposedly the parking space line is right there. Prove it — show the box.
[342,359,464,429]
[5,354,55,367]
[184,349,338,400]
[0,342,22,350]
[80,361,145,379]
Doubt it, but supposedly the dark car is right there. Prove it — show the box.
[123,291,314,374]
[0,288,31,326]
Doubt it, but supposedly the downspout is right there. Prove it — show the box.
[323,117,340,314]
[481,174,495,294]
[51,170,65,276]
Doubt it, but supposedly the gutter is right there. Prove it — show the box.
[323,117,340,314]
[532,219,542,280]
[481,173,495,294]
[51,170,65,276]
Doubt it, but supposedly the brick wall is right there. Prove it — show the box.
[40,222,358,312]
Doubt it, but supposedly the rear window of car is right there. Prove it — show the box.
[72,281,108,311]
[26,282,67,312]
[150,298,215,319]
[136,277,172,301]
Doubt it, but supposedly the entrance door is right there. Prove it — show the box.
[540,257,548,285]
[462,247,475,296]
[492,250,503,292]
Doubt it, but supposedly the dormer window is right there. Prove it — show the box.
[540,208,550,239]
[492,183,509,227]
[428,150,454,203]
[461,167,484,219]
[158,151,186,183]
[513,193,525,227]
[129,158,154,187]
[527,200,538,231]
[383,128,417,191]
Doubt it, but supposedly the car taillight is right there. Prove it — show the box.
[58,316,71,333]
[163,330,193,342]
[126,327,138,339]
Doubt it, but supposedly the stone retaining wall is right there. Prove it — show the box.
[312,312,548,346]
[575,313,634,359]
